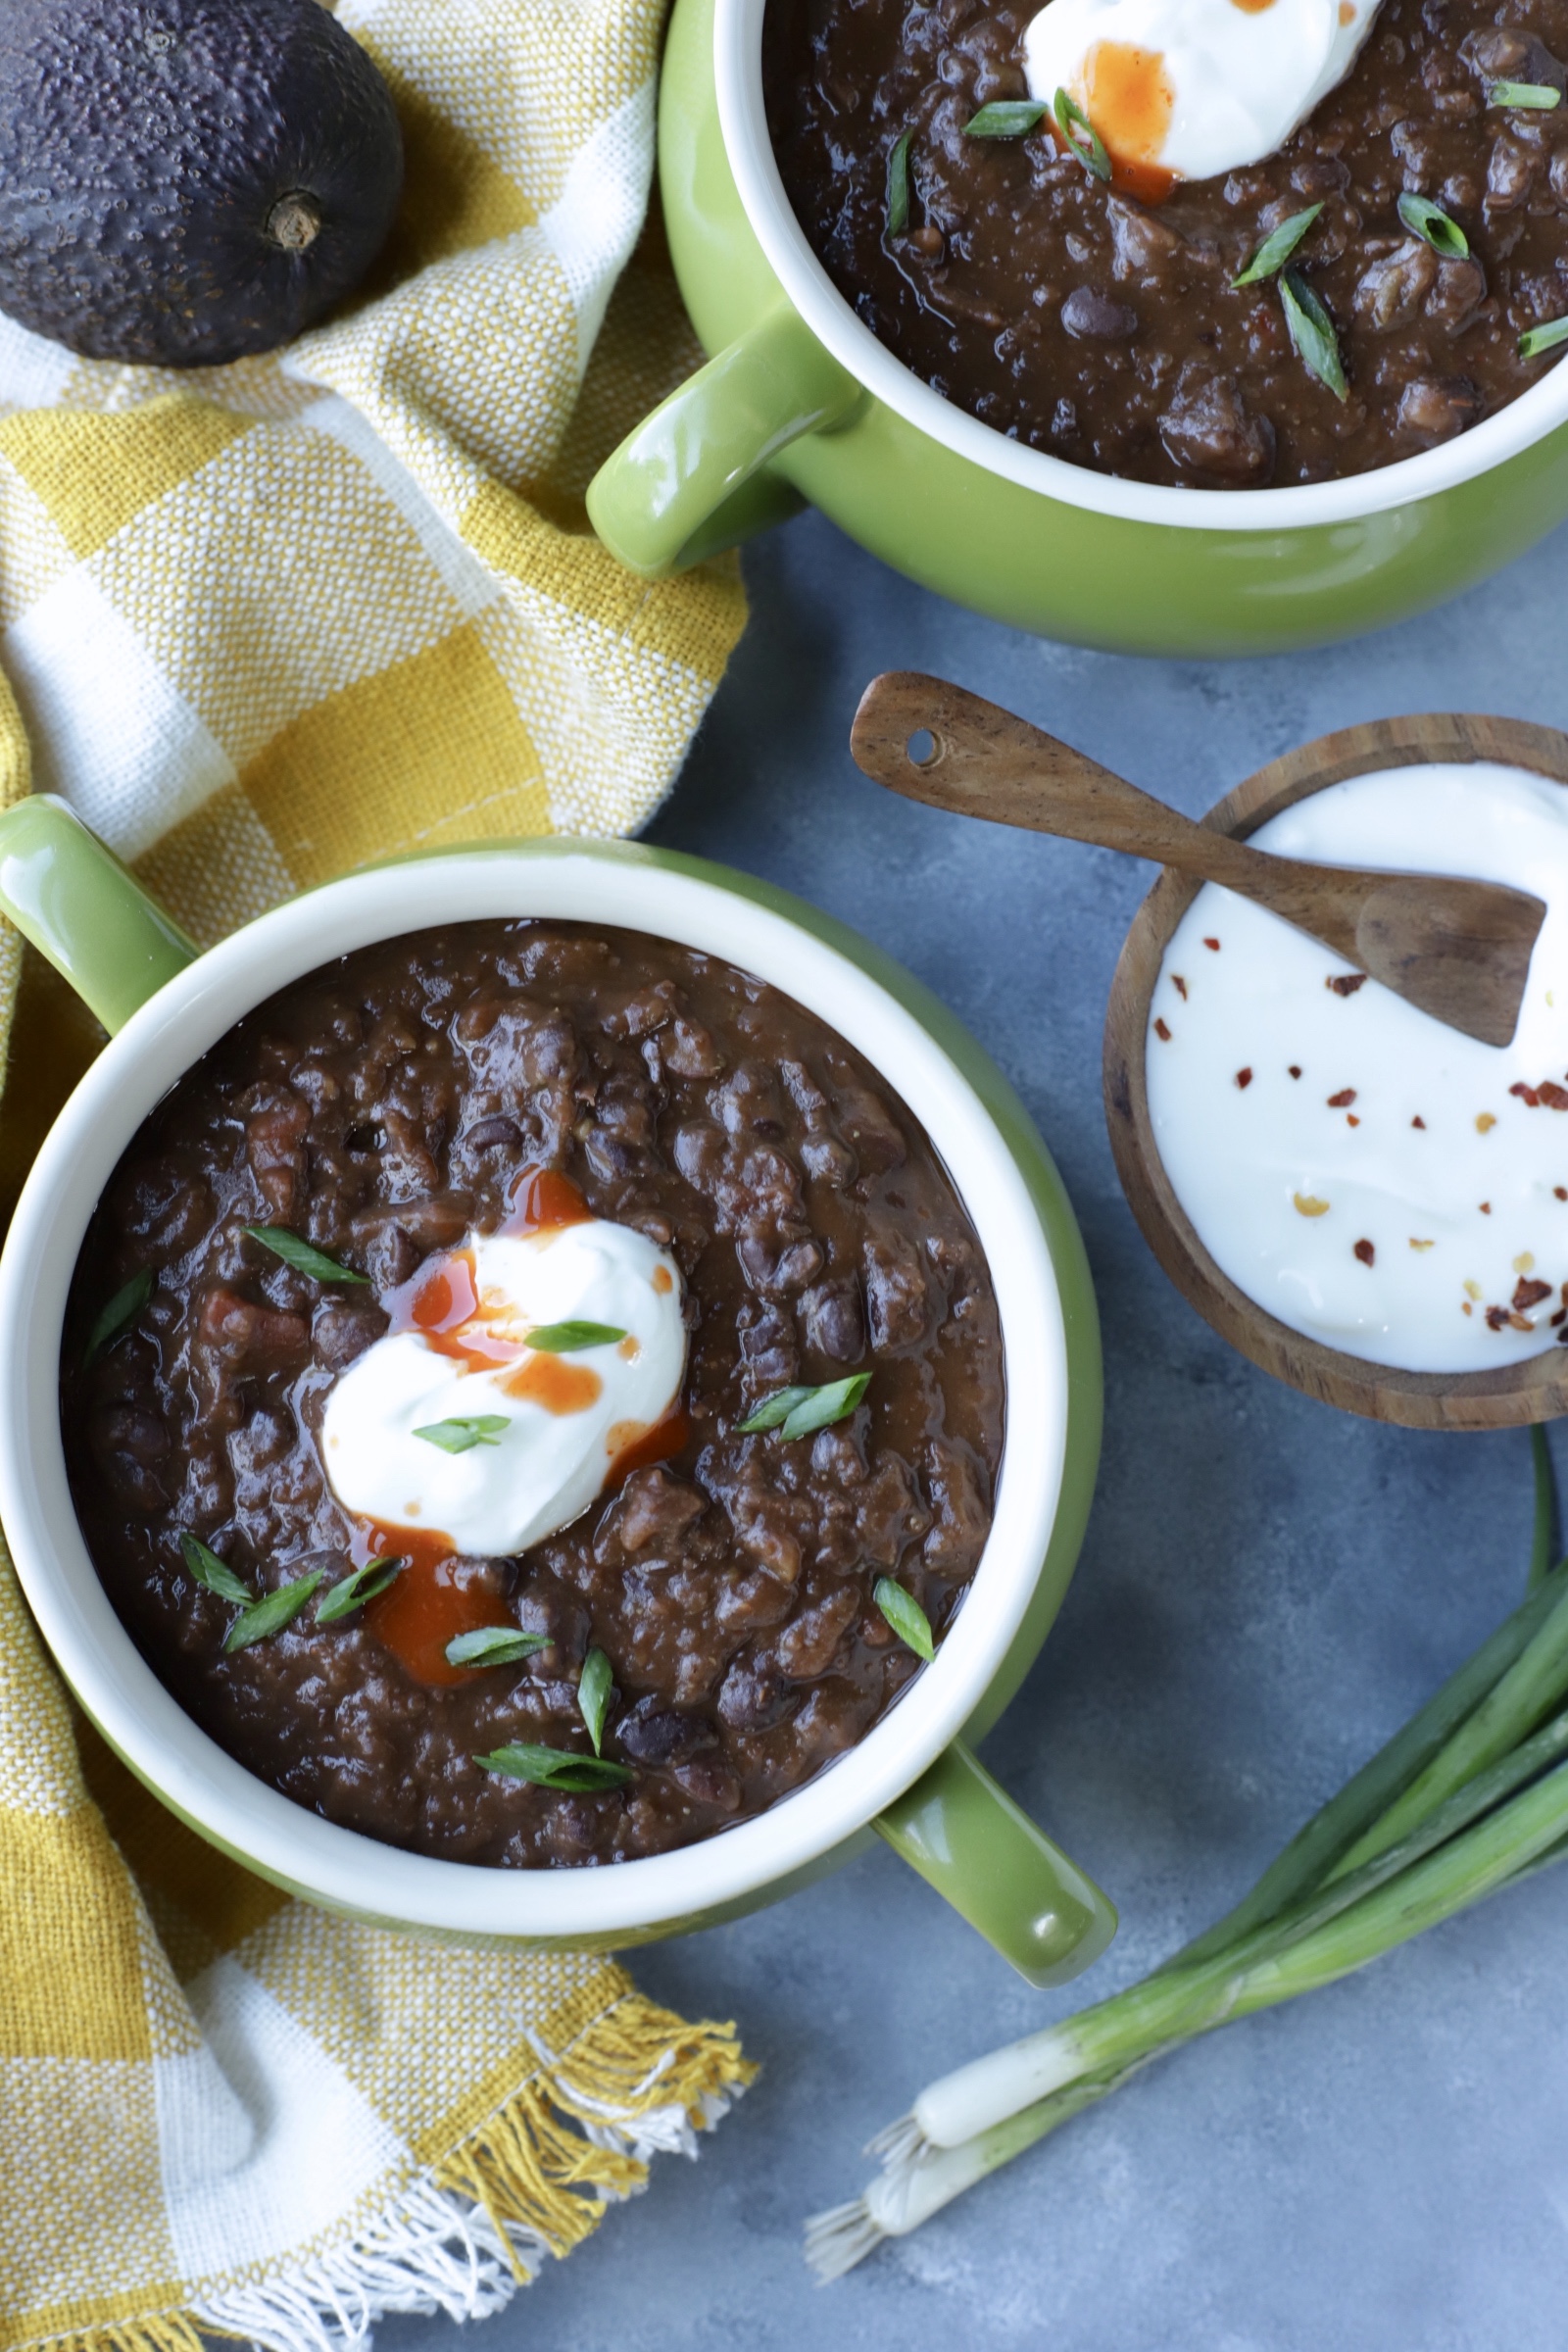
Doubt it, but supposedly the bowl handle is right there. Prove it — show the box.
[875,1739,1117,1988]
[585,305,861,576]
[0,794,197,1032]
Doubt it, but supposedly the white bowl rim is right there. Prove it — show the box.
[0,840,1072,1939]
[714,0,1568,535]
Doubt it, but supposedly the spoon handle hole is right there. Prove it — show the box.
[906,728,938,768]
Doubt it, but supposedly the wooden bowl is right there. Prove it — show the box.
[1103,712,1568,1430]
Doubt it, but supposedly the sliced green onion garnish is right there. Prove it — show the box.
[1232,203,1321,287]
[444,1624,552,1667]
[317,1555,405,1624]
[886,127,912,237]
[873,1576,936,1663]
[1520,314,1568,360]
[1052,88,1111,182]
[85,1267,154,1364]
[1396,191,1468,259]
[578,1647,613,1755]
[243,1226,368,1284]
[413,1414,510,1453]
[224,1569,326,1651]
[1488,78,1561,106]
[1280,269,1348,401]
[736,1372,871,1442]
[475,1742,632,1791]
[737,1385,815,1433]
[524,1320,627,1351]
[179,1532,254,1606]
[964,99,1050,137]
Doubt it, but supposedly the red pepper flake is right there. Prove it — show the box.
[1203,937,1220,951]
[1172,975,1188,1000]
[1559,1328,1568,1344]
[1540,1082,1568,1111]
[1511,1082,1542,1106]
[1557,1187,1568,1200]
[1514,1278,1552,1312]
[1327,974,1367,997]
[1328,1088,1356,1107]
[1289,1065,1301,1079]
[1353,1239,1375,1266]
[1153,1017,1171,1042]
[1486,1304,1511,1331]
[1235,1066,1253,1090]
[1412,1116,1427,1130]
[1481,1201,1493,1213]
[1347,1114,1360,1127]
[1553,1309,1567,1327]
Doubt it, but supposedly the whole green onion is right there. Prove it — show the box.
[808,1442,1568,2278]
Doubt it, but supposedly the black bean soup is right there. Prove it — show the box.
[765,0,1568,485]
[63,922,1004,1869]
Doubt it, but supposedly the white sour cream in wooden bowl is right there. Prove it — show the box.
[1146,762,1568,1374]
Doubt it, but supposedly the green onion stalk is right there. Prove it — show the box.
[807,1444,1568,2279]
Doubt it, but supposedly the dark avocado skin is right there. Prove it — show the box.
[0,0,405,366]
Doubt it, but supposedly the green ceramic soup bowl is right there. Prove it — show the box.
[0,799,1113,1984]
[585,0,1568,655]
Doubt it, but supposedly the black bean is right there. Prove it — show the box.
[799,1277,866,1364]
[1059,287,1139,341]
[616,1697,714,1763]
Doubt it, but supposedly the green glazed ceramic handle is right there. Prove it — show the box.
[0,794,197,1033]
[585,305,861,577]
[875,1739,1118,1988]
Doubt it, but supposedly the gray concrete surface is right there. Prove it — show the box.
[382,511,1568,2352]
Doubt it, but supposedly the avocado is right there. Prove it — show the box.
[0,0,405,367]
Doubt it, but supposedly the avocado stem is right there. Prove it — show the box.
[266,193,321,253]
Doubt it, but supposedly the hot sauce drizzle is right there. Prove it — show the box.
[502,1353,603,1411]
[607,1403,693,1481]
[385,1166,603,1393]
[359,1526,502,1687]
[506,1165,593,1238]
[1074,41,1177,204]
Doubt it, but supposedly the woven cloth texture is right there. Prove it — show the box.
[0,1,752,2345]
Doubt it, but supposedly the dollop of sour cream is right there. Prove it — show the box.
[1147,763,1568,1375]
[320,1215,687,1554]
[1023,0,1378,190]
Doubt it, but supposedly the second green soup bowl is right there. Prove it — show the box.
[586,0,1568,656]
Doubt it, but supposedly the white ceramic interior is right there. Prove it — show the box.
[0,843,1070,1938]
[716,0,1568,531]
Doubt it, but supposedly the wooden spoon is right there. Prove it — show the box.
[850,670,1547,1049]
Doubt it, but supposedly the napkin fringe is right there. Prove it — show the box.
[431,1989,757,2273]
[10,1994,752,2352]
[24,2319,211,2352]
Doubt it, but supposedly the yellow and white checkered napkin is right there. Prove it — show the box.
[0,1544,752,2352]
[0,0,743,937]
[0,2,754,2344]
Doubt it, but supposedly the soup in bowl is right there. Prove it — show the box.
[0,803,1113,1983]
